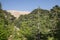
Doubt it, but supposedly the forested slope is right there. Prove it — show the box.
[0,4,15,40]
[15,5,60,40]
[0,2,60,40]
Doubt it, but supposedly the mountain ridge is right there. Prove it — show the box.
[7,10,30,18]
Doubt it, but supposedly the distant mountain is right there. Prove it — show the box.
[7,10,30,18]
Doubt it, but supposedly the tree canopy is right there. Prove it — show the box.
[0,3,60,40]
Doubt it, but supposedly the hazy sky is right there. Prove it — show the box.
[0,0,60,11]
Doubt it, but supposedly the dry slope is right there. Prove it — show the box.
[7,10,30,18]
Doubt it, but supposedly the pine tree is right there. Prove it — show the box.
[0,2,2,10]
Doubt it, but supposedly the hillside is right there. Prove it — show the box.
[0,4,60,40]
[7,10,30,18]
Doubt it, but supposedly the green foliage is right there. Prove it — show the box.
[15,5,60,40]
[0,2,2,10]
[0,7,15,40]
[0,3,60,40]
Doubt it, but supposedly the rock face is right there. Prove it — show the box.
[7,10,30,18]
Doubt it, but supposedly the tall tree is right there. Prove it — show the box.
[0,2,2,10]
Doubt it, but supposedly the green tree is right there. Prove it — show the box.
[0,4,15,40]
[0,2,2,10]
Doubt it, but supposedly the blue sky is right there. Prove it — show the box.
[0,0,60,11]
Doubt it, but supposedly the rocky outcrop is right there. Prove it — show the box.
[7,10,30,18]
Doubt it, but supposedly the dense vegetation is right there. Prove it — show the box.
[0,3,60,40]
[15,5,60,40]
[0,3,15,40]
